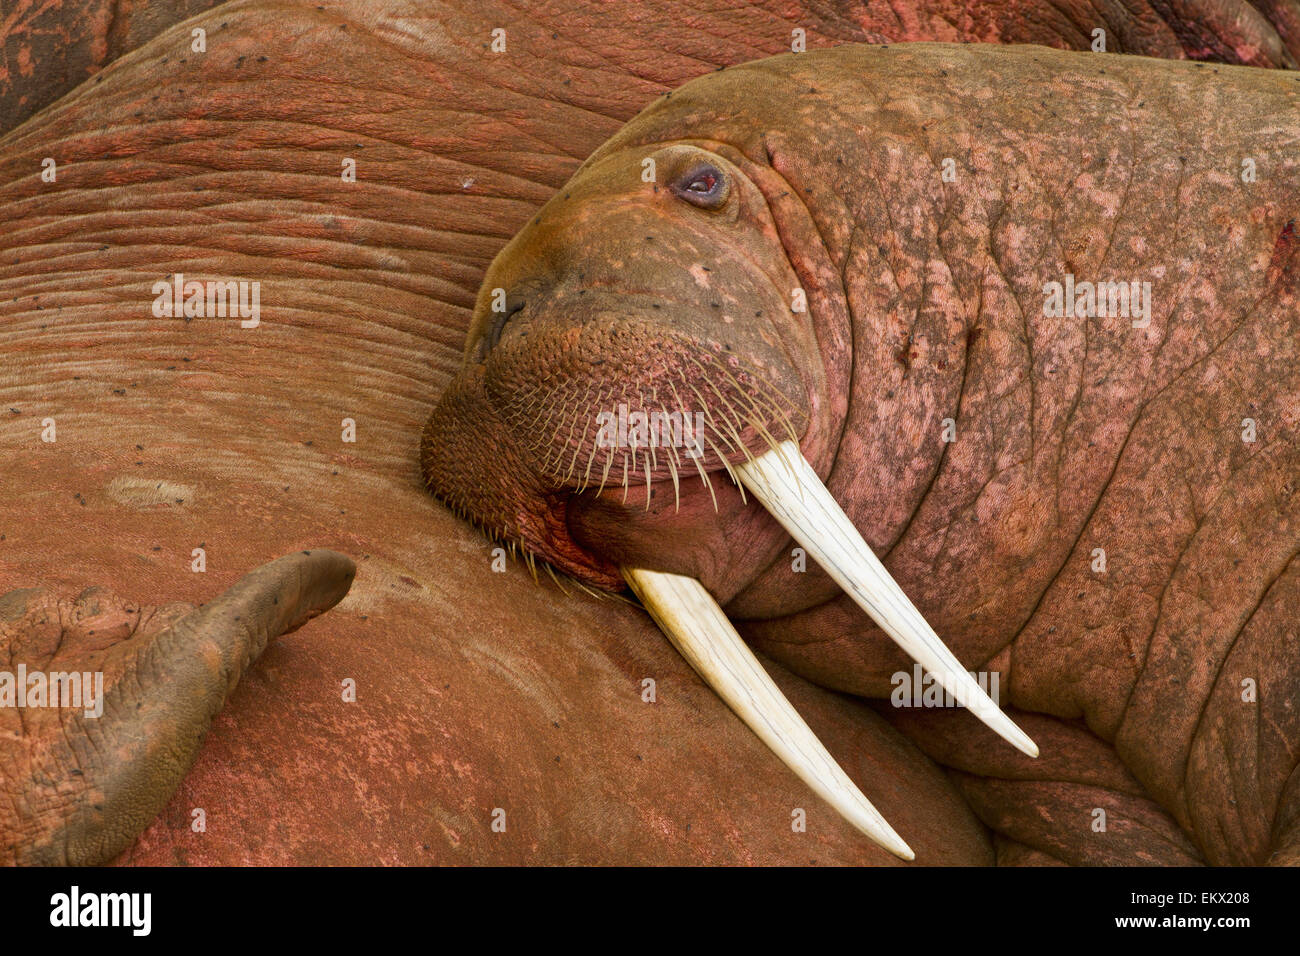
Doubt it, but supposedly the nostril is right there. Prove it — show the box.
[479,294,528,361]
[492,297,527,346]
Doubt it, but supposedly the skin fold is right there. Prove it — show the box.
[1,0,1297,864]
[5,0,1300,131]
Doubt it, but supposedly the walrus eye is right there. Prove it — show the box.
[672,164,728,209]
[686,171,717,193]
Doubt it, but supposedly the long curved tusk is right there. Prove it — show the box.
[736,440,1039,759]
[624,565,915,861]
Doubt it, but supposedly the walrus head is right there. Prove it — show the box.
[423,142,818,589]
[422,79,1037,860]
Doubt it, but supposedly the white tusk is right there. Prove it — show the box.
[736,440,1039,759]
[624,565,915,861]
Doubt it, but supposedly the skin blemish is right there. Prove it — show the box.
[895,343,911,371]
[1266,218,1297,282]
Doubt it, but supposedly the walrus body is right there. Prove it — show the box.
[8,0,1300,868]
[424,43,1300,864]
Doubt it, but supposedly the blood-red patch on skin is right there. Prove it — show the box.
[1266,218,1298,284]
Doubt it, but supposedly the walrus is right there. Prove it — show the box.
[23,0,1294,870]
[422,42,1300,862]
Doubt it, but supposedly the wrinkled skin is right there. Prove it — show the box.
[425,44,1300,865]
[6,0,1300,131]
[1,0,1297,865]
[1,0,1011,867]
[0,0,226,132]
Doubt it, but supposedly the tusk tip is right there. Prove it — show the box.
[846,808,915,861]
[871,826,914,861]
[994,713,1039,758]
[984,709,1039,758]
[998,719,1040,758]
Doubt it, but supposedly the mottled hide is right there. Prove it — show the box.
[2,0,1298,865]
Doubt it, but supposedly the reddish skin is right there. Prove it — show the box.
[1,0,1012,867]
[425,44,1300,865]
[0,0,225,132]
[2,0,1295,864]
[6,0,1300,132]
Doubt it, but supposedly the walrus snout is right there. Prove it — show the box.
[421,138,823,642]
[424,138,821,585]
